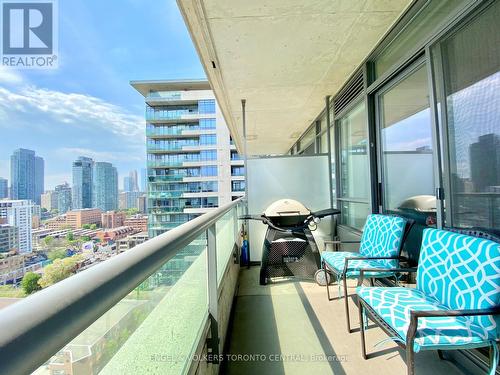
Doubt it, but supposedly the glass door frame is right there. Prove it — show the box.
[373,54,445,228]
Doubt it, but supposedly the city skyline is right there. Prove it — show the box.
[0,151,146,197]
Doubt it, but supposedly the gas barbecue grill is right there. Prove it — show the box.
[241,199,340,285]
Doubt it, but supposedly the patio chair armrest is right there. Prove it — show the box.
[410,306,500,319]
[358,267,417,285]
[406,306,500,347]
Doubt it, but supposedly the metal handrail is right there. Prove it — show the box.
[0,198,243,375]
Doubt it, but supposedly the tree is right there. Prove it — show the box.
[38,255,84,288]
[90,224,97,230]
[66,231,74,241]
[81,236,91,241]
[43,236,54,247]
[21,272,41,294]
[82,224,91,229]
[47,248,67,261]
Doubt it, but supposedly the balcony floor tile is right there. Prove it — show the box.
[222,267,473,375]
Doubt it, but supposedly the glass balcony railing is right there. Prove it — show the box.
[147,144,187,151]
[146,109,199,121]
[148,191,184,199]
[0,199,244,375]
[148,175,187,181]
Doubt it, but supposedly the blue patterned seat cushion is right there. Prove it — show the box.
[321,214,407,277]
[359,214,406,268]
[416,228,500,341]
[321,251,394,278]
[356,286,494,350]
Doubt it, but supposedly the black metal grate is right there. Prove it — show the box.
[333,70,364,115]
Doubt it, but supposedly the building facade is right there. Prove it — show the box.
[10,149,44,205]
[119,191,143,210]
[0,178,8,199]
[0,200,32,253]
[34,156,44,205]
[72,157,93,209]
[66,208,102,229]
[55,182,72,214]
[123,215,148,232]
[130,80,244,237]
[124,170,139,192]
[93,162,118,212]
[101,211,126,229]
[116,232,149,252]
[0,224,18,253]
[41,190,58,211]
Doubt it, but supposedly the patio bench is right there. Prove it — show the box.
[321,214,414,332]
[356,228,500,375]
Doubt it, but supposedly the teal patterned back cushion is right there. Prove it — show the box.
[359,214,406,267]
[417,228,500,338]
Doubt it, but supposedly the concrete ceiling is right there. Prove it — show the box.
[178,0,413,155]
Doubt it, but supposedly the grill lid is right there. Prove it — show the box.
[263,199,311,217]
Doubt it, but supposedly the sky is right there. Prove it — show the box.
[0,0,205,189]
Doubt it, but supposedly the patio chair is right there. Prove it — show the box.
[321,214,414,332]
[356,228,500,375]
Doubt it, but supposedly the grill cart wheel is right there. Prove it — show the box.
[314,269,333,286]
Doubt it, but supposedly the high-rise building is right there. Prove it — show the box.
[34,156,44,205]
[72,157,93,209]
[123,176,132,192]
[55,182,72,214]
[0,200,32,253]
[10,149,44,204]
[31,204,41,228]
[93,162,118,211]
[470,133,500,192]
[124,170,139,192]
[119,191,143,210]
[130,80,244,238]
[140,168,147,192]
[41,190,58,211]
[0,178,8,199]
[137,194,147,214]
[129,170,139,191]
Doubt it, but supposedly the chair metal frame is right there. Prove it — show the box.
[357,267,500,375]
[322,216,414,332]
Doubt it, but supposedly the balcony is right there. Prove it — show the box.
[0,195,488,375]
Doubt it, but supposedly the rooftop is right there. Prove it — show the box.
[130,79,211,97]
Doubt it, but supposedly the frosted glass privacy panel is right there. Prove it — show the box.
[246,155,331,262]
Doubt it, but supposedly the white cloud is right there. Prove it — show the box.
[0,66,24,85]
[0,85,144,141]
[56,147,143,162]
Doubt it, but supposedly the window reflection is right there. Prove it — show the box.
[437,1,500,231]
[379,64,435,214]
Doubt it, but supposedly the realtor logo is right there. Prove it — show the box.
[1,0,58,68]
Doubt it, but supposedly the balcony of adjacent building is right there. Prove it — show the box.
[1,1,499,375]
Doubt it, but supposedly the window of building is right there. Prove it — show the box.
[199,118,216,129]
[337,101,370,229]
[200,150,217,161]
[200,166,217,177]
[377,62,435,213]
[434,1,500,231]
[231,166,245,177]
[231,181,245,192]
[200,134,216,145]
[198,100,216,114]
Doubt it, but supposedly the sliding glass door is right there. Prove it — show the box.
[376,61,437,222]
